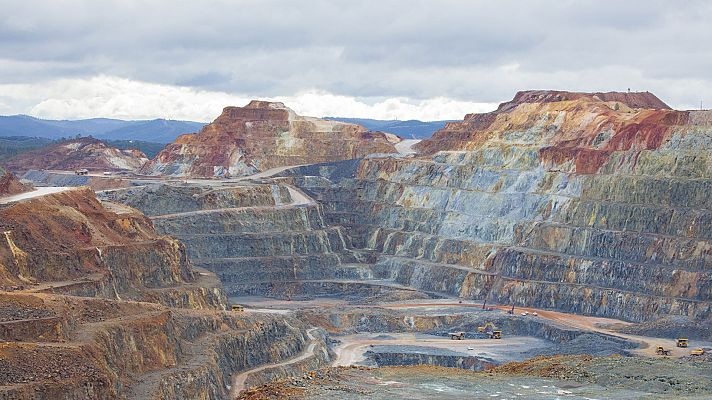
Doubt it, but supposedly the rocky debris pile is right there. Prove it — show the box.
[142,101,400,177]
[4,137,148,173]
[0,165,30,196]
[489,354,712,395]
[238,367,372,400]
[0,297,55,322]
[0,343,109,386]
[681,348,712,362]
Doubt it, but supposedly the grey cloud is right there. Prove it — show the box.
[1,0,711,108]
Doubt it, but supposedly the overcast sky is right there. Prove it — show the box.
[1,0,710,121]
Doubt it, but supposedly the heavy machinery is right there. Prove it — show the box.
[478,322,502,339]
[656,346,671,356]
[477,322,497,334]
[677,338,689,348]
[690,348,705,356]
[231,304,244,312]
[449,332,465,340]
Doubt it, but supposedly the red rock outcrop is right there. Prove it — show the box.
[142,100,400,177]
[4,137,148,173]
[415,90,694,174]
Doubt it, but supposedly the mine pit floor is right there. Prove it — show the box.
[331,333,549,367]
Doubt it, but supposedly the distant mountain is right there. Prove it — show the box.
[97,119,204,143]
[325,117,457,139]
[0,115,205,143]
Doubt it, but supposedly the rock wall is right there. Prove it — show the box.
[101,183,367,299]
[286,92,712,323]
[366,349,495,371]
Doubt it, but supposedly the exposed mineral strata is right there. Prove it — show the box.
[4,137,148,173]
[141,101,400,177]
[276,91,712,323]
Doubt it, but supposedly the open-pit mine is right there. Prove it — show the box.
[2,93,712,399]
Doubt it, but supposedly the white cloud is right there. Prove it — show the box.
[0,76,497,121]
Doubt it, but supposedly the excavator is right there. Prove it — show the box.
[478,322,503,339]
[656,346,671,356]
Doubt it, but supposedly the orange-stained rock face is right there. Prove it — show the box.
[415,90,700,174]
[4,137,148,173]
[0,187,192,288]
[141,100,400,177]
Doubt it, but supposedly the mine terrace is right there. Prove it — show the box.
[2,92,712,399]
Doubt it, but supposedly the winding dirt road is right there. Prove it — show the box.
[0,186,72,205]
[230,327,320,397]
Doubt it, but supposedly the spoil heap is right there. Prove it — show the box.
[0,165,30,196]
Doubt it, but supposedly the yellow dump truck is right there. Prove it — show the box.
[490,330,502,339]
[677,338,689,348]
[449,332,465,340]
[231,304,244,312]
[690,348,705,356]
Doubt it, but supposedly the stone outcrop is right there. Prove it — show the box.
[279,91,712,323]
[141,101,400,177]
[4,137,148,173]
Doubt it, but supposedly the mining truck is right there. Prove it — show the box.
[231,304,244,312]
[677,338,689,348]
[449,332,465,340]
[690,348,705,356]
[477,322,503,339]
